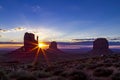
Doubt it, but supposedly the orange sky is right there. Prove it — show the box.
[0,43,120,50]
[0,44,23,49]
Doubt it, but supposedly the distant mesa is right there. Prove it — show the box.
[24,32,38,51]
[93,38,108,50]
[91,38,113,54]
[47,41,64,54]
[49,41,57,50]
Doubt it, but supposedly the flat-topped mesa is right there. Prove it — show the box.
[24,32,38,51]
[91,38,112,54]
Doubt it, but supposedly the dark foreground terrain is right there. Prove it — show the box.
[0,50,120,80]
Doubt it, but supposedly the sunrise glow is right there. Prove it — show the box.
[38,42,48,48]
[33,42,50,66]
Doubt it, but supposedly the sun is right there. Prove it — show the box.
[38,42,48,48]
[38,43,44,48]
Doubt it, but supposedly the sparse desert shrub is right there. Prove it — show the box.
[5,69,12,74]
[113,63,120,67]
[8,71,19,79]
[17,75,37,80]
[103,59,111,63]
[0,69,8,80]
[103,63,112,67]
[93,68,113,77]
[52,69,64,76]
[8,70,37,80]
[76,64,85,70]
[69,70,88,80]
[45,66,57,72]
[61,69,87,80]
[112,72,120,80]
[60,68,74,77]
[26,64,33,69]
[94,78,102,80]
[47,76,65,80]
[87,64,103,70]
[32,70,51,78]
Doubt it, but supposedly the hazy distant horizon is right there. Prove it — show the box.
[0,41,120,51]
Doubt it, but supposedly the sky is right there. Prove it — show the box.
[0,0,120,42]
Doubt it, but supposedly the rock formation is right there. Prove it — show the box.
[24,32,38,51]
[91,38,112,54]
[93,38,109,50]
[46,41,64,54]
[7,33,64,63]
[49,41,57,50]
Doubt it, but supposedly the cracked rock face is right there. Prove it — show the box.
[49,41,57,49]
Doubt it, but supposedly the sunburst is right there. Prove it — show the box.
[38,42,48,48]
[29,42,50,66]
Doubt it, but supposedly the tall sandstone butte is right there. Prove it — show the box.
[24,32,38,51]
[91,38,113,54]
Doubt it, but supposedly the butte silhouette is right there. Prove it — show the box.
[46,41,64,54]
[24,32,39,51]
[90,38,113,54]
[6,32,64,63]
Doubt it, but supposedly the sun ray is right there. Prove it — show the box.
[25,41,38,52]
[38,42,48,48]
[32,47,40,65]
[29,41,50,66]
[41,49,51,66]
[29,45,38,52]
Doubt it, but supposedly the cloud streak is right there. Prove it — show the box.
[72,37,120,42]
[0,27,26,33]
[12,27,26,31]
[72,38,95,42]
[0,29,9,32]
[108,37,120,41]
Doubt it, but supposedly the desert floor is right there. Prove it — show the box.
[0,50,120,80]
